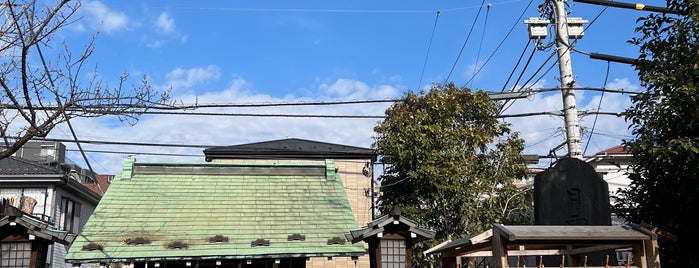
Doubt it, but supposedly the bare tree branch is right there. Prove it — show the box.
[0,0,172,159]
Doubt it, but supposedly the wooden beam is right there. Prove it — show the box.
[491,229,508,268]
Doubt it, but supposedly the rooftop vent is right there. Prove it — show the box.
[251,238,270,247]
[327,237,346,245]
[167,241,188,249]
[82,242,104,251]
[209,235,229,243]
[287,233,306,241]
[125,237,151,245]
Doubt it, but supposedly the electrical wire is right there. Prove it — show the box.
[583,60,610,156]
[468,0,537,87]
[469,3,491,88]
[98,1,523,14]
[417,10,441,91]
[444,0,487,83]
[500,39,533,93]
[498,49,556,115]
[29,12,96,178]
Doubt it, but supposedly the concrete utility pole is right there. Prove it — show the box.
[552,0,583,159]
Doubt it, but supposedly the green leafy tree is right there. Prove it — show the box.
[373,83,532,267]
[617,1,698,266]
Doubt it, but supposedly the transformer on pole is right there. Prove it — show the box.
[525,0,586,159]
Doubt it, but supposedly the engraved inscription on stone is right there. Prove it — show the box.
[534,157,611,225]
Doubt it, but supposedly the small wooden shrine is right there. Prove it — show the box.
[346,207,436,268]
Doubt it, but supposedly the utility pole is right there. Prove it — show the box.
[552,0,583,159]
[525,0,587,159]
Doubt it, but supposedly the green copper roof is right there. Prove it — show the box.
[66,158,365,263]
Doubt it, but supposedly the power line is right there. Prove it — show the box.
[65,148,204,158]
[31,137,215,149]
[583,60,611,156]
[417,10,441,91]
[445,0,486,83]
[1,87,638,112]
[469,3,491,88]
[469,0,537,86]
[96,1,519,14]
[500,39,533,93]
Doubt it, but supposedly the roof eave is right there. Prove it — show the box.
[67,251,367,264]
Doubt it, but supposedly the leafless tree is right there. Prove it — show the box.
[0,0,172,159]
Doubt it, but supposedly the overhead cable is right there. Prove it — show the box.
[469,0,537,87]
[417,10,441,91]
[444,0,486,83]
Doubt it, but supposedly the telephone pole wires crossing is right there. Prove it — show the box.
[526,0,586,159]
[552,0,584,159]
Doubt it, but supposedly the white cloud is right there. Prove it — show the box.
[501,77,637,163]
[318,78,399,99]
[156,12,176,34]
[59,76,395,174]
[165,65,221,91]
[81,1,130,33]
[55,72,639,174]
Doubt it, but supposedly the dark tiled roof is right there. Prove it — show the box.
[347,208,435,244]
[204,138,376,161]
[0,156,64,175]
[66,158,365,263]
[0,206,76,245]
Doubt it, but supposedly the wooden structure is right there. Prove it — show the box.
[346,207,436,268]
[425,224,661,268]
[1,206,76,268]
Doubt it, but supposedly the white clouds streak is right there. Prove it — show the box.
[502,81,635,162]
[62,73,393,174]
[318,78,399,99]
[165,65,221,91]
[81,1,130,33]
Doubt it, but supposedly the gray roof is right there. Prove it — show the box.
[0,156,64,175]
[346,207,436,244]
[204,138,376,161]
[0,206,76,245]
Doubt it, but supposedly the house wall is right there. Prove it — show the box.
[1,185,96,268]
[212,158,375,268]
[588,158,632,205]
[50,189,97,268]
[0,187,51,219]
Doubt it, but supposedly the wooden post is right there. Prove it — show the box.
[491,230,508,268]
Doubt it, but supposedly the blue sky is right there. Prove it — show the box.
[48,0,662,174]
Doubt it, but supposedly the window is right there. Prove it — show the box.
[380,239,406,268]
[1,242,31,268]
[60,198,81,233]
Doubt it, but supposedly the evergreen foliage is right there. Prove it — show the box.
[373,83,533,267]
[617,1,699,266]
